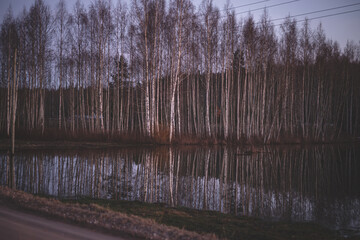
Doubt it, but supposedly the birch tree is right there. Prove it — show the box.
[168,0,191,142]
[200,0,219,137]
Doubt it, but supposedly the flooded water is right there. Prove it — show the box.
[1,144,359,235]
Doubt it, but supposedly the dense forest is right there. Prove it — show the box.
[1,0,359,144]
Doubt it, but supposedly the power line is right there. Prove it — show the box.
[91,0,360,38]
[220,0,270,12]
[273,8,360,27]
[234,0,300,16]
[296,8,360,23]
[197,5,360,35]
[271,2,360,22]
[199,0,299,20]
[198,0,271,18]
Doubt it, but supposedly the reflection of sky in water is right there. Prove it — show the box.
[0,145,359,235]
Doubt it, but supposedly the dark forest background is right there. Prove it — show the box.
[1,0,359,143]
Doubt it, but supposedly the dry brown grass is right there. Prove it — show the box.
[153,125,170,144]
[0,186,217,240]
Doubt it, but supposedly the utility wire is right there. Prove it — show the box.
[196,6,360,35]
[271,2,360,22]
[198,0,299,20]
[208,1,360,29]
[220,0,270,12]
[295,8,360,23]
[198,0,271,18]
[234,0,300,16]
[113,0,360,35]
[273,8,360,26]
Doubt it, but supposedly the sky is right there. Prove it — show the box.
[0,0,359,50]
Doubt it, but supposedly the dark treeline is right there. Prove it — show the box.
[1,0,359,143]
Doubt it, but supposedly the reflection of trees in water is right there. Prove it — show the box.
[0,145,359,231]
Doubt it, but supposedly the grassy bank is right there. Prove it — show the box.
[0,186,358,240]
[63,198,359,240]
[0,186,215,240]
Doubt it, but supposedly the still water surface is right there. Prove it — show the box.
[1,144,359,235]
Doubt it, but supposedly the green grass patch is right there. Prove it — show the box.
[62,198,358,240]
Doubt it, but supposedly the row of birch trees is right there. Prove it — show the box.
[1,0,359,142]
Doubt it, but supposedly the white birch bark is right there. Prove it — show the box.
[11,49,18,155]
[169,0,184,142]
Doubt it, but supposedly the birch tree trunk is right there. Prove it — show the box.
[11,49,18,155]
[143,0,151,136]
[6,35,11,136]
[169,0,184,142]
